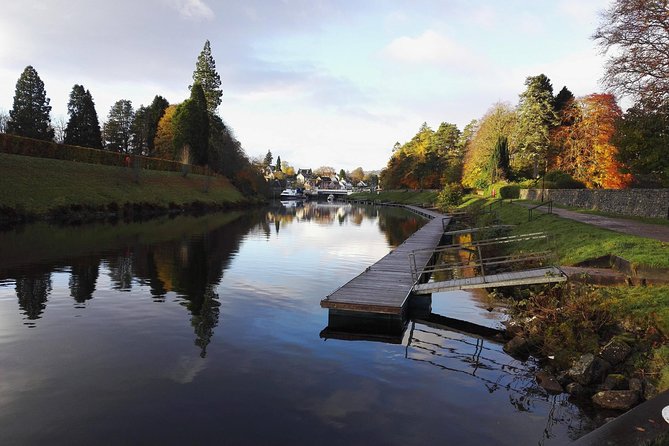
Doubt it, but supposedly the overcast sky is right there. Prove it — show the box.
[0,0,611,170]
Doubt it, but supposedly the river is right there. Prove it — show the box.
[0,202,597,445]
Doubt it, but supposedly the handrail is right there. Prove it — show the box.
[410,232,549,256]
[528,200,553,221]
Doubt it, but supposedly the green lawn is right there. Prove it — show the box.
[349,189,439,206]
[0,153,245,215]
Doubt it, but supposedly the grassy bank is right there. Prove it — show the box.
[454,196,668,392]
[460,197,669,269]
[0,153,248,218]
[349,189,438,206]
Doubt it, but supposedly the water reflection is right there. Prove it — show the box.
[0,205,596,445]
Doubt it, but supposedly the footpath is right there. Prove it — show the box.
[520,203,669,242]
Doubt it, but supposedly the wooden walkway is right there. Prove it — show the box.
[412,266,567,294]
[321,205,448,316]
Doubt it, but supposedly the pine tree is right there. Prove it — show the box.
[263,150,273,166]
[173,83,209,165]
[275,155,281,172]
[7,66,54,140]
[103,100,134,153]
[131,95,169,156]
[192,40,222,114]
[64,84,102,148]
[514,74,558,173]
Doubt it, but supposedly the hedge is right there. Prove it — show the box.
[0,133,208,175]
[499,184,520,199]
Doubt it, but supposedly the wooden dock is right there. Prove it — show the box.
[320,205,448,316]
[412,266,567,294]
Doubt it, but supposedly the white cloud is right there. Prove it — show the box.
[167,0,215,20]
[382,30,483,72]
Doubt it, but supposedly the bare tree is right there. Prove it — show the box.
[52,115,67,143]
[593,0,669,108]
[0,109,8,133]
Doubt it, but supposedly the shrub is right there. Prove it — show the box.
[436,183,464,211]
[544,171,586,189]
[499,184,520,199]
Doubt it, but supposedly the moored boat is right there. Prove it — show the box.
[280,188,305,199]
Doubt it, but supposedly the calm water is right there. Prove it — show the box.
[0,203,595,445]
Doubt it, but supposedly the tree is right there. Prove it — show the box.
[275,155,282,172]
[0,109,9,133]
[613,103,669,186]
[593,0,669,108]
[263,150,273,167]
[103,99,134,153]
[339,168,346,180]
[64,84,102,148]
[173,83,209,165]
[489,136,510,183]
[554,86,575,113]
[132,95,169,156]
[552,93,632,188]
[52,115,67,144]
[350,167,364,183]
[153,105,177,160]
[514,74,558,173]
[192,40,222,114]
[7,65,54,140]
[462,103,517,188]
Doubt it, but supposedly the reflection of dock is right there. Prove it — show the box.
[320,206,447,316]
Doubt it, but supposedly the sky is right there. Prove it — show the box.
[0,0,613,171]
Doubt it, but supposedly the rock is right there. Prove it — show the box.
[502,320,524,338]
[503,336,530,359]
[567,353,610,385]
[599,339,632,366]
[643,380,658,401]
[592,390,639,410]
[566,382,588,397]
[628,378,643,393]
[601,374,628,391]
[536,371,564,393]
[556,371,571,387]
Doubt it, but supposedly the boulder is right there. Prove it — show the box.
[536,371,564,394]
[643,380,658,401]
[601,374,628,391]
[628,378,643,393]
[599,339,632,366]
[503,336,530,359]
[567,353,610,385]
[566,382,588,397]
[592,390,639,410]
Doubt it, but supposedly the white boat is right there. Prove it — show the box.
[279,188,305,200]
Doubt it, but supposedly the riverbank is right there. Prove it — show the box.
[0,153,263,225]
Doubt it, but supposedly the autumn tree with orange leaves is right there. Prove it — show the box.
[552,93,632,188]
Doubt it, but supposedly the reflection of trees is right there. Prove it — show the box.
[378,210,425,247]
[107,254,133,291]
[69,260,100,302]
[15,273,51,322]
[191,286,220,358]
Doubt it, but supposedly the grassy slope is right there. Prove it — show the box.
[0,153,245,215]
[349,190,438,205]
[459,196,669,269]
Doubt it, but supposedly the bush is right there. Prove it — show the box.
[499,184,520,199]
[436,183,464,211]
[544,171,586,189]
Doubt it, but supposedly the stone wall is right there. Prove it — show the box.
[520,189,669,219]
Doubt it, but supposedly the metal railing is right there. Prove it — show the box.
[528,200,553,221]
[408,232,557,283]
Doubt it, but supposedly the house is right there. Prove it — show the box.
[296,168,313,185]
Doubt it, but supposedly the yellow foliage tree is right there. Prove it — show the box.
[153,104,177,160]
